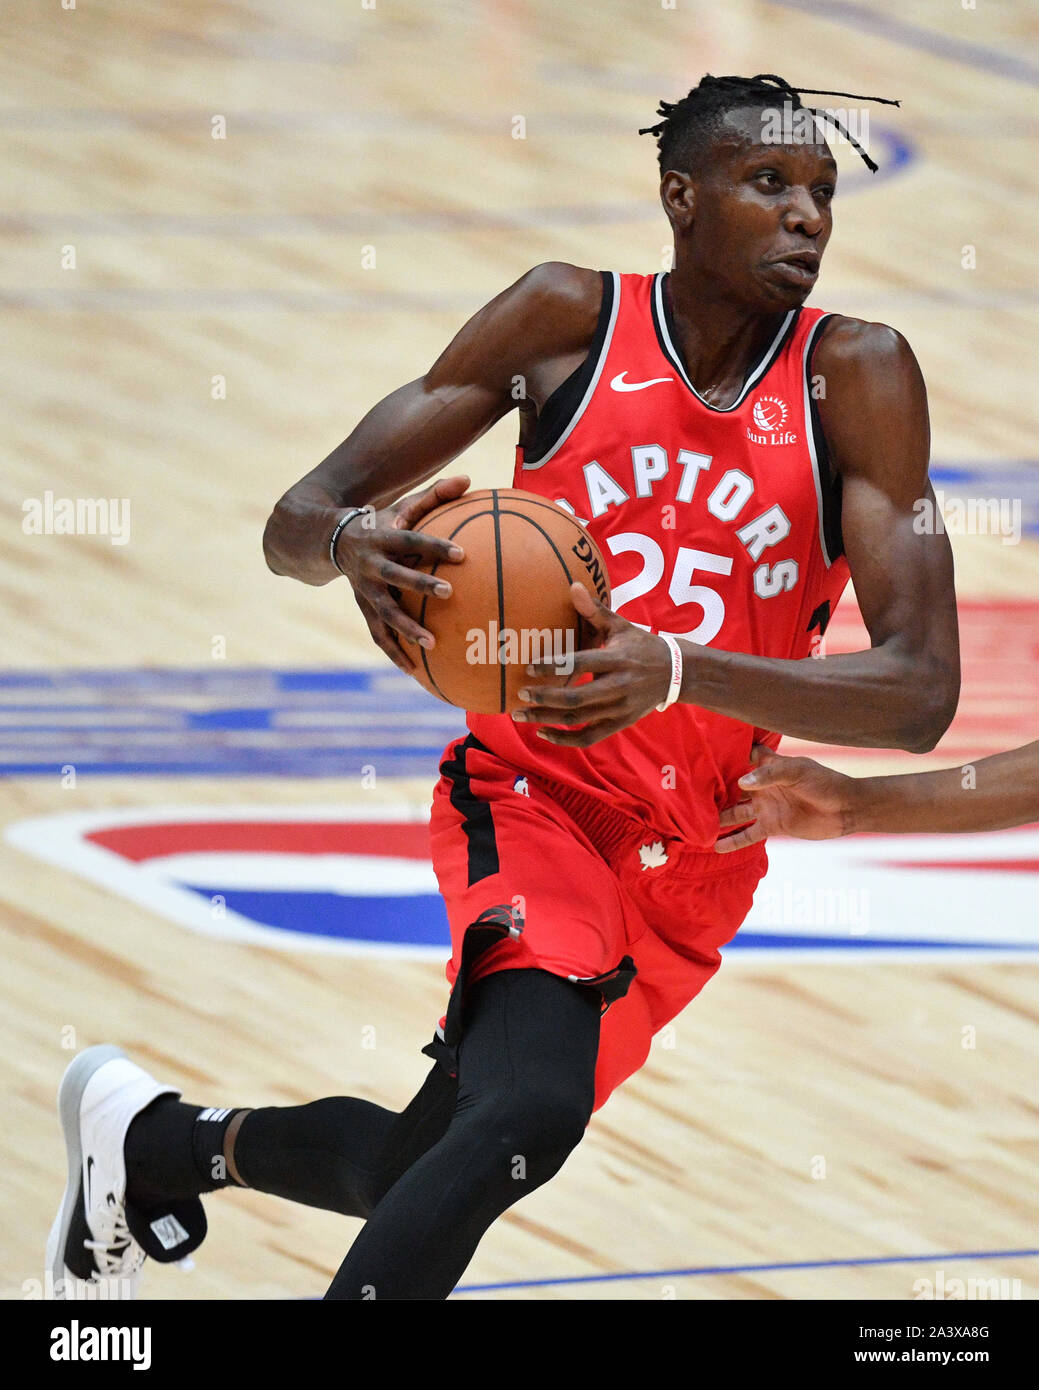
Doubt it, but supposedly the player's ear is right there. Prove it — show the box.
[660,170,696,232]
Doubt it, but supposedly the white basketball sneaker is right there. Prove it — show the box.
[46,1045,206,1300]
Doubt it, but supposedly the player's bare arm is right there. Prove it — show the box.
[262,262,602,668]
[716,739,1039,849]
[690,318,960,748]
[518,320,960,754]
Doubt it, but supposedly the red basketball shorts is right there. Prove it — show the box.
[425,733,768,1112]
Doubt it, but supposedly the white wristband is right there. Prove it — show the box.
[655,634,683,712]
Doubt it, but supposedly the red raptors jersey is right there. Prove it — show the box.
[466,270,851,850]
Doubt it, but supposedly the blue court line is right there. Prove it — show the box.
[929,464,1039,537]
[455,1248,1039,1294]
[770,0,1039,88]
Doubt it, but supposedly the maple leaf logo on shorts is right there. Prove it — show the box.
[638,840,669,871]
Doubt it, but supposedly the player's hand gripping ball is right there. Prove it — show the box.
[514,582,678,746]
[395,488,612,715]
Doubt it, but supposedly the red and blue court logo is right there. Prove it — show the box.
[6,805,449,958]
[6,805,1039,959]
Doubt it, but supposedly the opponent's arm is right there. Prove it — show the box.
[715,740,1039,850]
[262,262,601,667]
[519,322,960,753]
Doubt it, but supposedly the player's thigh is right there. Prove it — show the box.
[430,762,635,986]
[457,968,602,1123]
[592,847,768,1111]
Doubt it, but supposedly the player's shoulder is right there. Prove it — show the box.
[810,314,928,475]
[515,260,602,303]
[497,262,604,358]
[812,313,922,387]
[511,261,602,325]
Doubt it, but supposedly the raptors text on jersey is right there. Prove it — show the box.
[466,270,851,850]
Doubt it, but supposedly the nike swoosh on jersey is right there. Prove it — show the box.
[609,372,675,392]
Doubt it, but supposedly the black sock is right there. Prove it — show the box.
[124,1097,245,1207]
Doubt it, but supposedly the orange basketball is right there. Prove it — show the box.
[397,488,611,714]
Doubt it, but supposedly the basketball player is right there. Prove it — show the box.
[50,74,963,1301]
[716,739,1039,844]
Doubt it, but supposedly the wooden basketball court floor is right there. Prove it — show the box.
[2,0,1038,1300]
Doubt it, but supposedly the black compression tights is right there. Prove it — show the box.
[231,969,602,1300]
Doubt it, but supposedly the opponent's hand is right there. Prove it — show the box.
[334,475,469,672]
[715,745,855,852]
[512,583,673,746]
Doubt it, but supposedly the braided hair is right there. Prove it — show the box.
[639,73,899,175]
